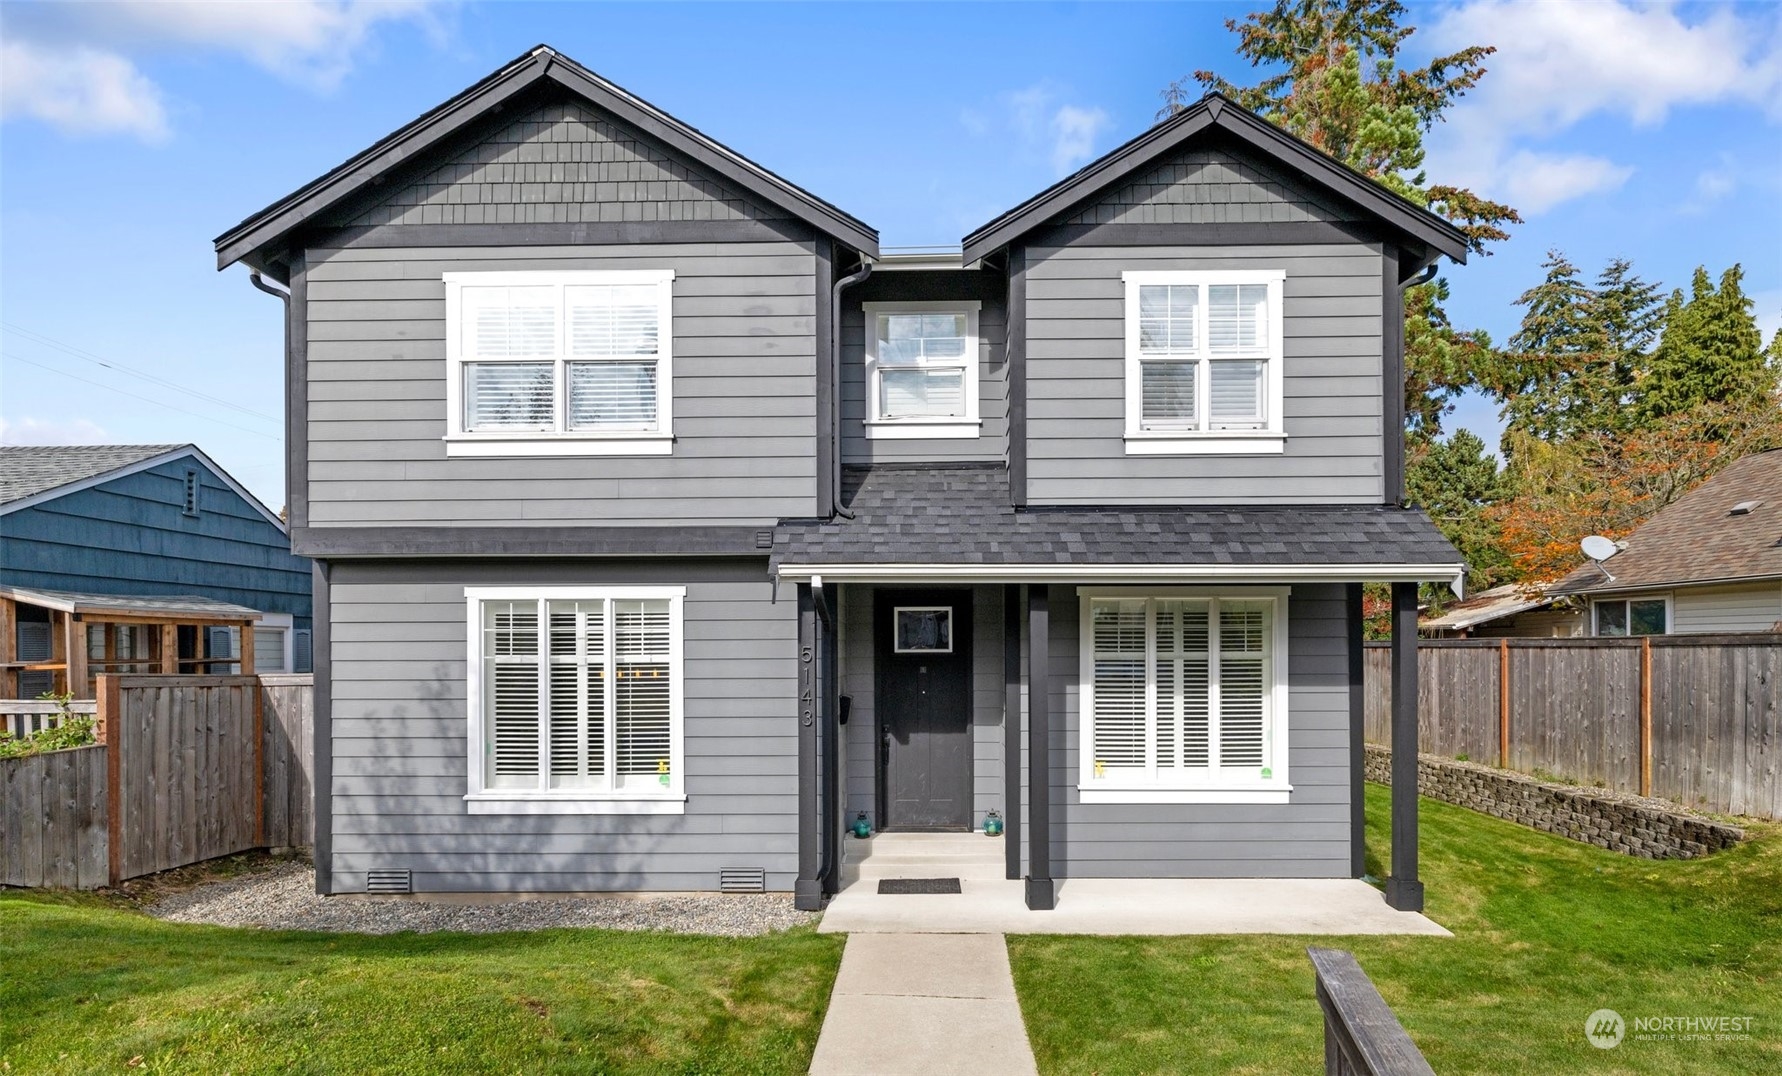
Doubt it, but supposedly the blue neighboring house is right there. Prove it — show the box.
[0,444,312,696]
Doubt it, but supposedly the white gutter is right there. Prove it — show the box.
[775,562,1467,593]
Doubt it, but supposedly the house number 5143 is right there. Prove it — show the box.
[800,645,815,726]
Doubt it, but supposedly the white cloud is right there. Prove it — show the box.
[1495,150,1634,215]
[1694,168,1736,202]
[1049,104,1111,174]
[985,82,1111,176]
[0,42,169,142]
[0,416,111,446]
[1425,0,1782,214]
[0,0,448,139]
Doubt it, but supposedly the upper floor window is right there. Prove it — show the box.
[1121,270,1285,455]
[464,586,686,814]
[863,301,981,439]
[443,270,674,457]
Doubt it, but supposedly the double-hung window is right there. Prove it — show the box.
[863,301,981,438]
[1122,270,1285,454]
[1079,589,1290,803]
[444,270,674,456]
[465,586,685,814]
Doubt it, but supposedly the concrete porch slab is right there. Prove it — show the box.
[818,876,1451,936]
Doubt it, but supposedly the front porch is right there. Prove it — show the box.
[821,832,1447,935]
[778,466,1461,918]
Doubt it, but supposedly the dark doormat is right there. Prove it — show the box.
[878,878,962,894]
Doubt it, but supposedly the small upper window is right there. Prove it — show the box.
[864,301,981,439]
[894,607,953,653]
[182,469,201,516]
[444,271,674,457]
[1596,598,1667,637]
[1122,271,1285,455]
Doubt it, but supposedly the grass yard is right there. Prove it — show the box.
[0,889,843,1074]
[1010,784,1782,1075]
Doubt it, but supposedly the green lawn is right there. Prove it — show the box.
[1010,784,1782,1075]
[0,891,843,1074]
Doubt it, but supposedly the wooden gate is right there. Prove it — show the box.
[101,674,261,881]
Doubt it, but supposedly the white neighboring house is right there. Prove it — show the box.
[1549,449,1782,637]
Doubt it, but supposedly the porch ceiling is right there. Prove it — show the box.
[774,465,1465,589]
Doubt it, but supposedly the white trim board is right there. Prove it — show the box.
[776,563,1466,592]
[0,444,288,532]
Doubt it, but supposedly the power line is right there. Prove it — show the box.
[1,351,281,442]
[2,322,282,425]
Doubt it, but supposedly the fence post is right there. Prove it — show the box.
[100,674,122,886]
[1640,636,1652,798]
[1498,639,1510,769]
[253,676,266,847]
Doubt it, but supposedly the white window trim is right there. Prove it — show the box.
[253,613,295,675]
[1591,593,1673,637]
[1077,586,1292,804]
[463,585,687,815]
[863,300,982,439]
[1121,270,1286,455]
[443,270,675,458]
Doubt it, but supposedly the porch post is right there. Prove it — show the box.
[819,585,841,897]
[1385,581,1423,911]
[1003,584,1022,881]
[1347,583,1366,879]
[1025,585,1054,910]
[795,583,823,911]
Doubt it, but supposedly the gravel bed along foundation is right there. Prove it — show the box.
[148,861,817,936]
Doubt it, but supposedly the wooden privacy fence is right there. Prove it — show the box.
[2,673,314,888]
[1365,636,1782,819]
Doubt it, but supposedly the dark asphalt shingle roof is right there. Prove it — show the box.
[0,445,184,506]
[1550,449,1782,595]
[775,466,1461,569]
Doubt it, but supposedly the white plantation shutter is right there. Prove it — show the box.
[613,599,673,790]
[484,602,541,788]
[465,286,557,357]
[874,311,973,420]
[567,284,661,357]
[465,362,554,430]
[1217,602,1269,769]
[1125,275,1278,437]
[568,362,658,430]
[547,601,606,789]
[1090,600,1148,773]
[1086,595,1277,789]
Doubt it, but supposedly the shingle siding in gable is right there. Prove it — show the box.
[326,97,786,228]
[1055,146,1357,228]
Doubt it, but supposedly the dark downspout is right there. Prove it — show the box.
[248,269,292,517]
[830,258,873,518]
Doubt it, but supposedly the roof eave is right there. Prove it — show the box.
[961,94,1470,266]
[216,46,878,271]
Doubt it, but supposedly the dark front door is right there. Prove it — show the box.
[875,589,973,830]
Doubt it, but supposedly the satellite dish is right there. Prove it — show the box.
[1581,535,1619,562]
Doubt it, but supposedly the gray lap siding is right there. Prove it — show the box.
[1023,243,1386,505]
[326,557,796,893]
[1033,582,1352,879]
[303,241,818,528]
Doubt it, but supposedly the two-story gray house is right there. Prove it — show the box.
[217,46,1461,913]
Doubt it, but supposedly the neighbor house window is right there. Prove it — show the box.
[464,586,685,814]
[1121,270,1285,454]
[1078,589,1290,803]
[863,301,981,439]
[443,270,674,457]
[1595,597,1668,637]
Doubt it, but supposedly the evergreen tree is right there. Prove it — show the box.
[1641,264,1775,418]
[1405,429,1510,589]
[1167,0,1521,439]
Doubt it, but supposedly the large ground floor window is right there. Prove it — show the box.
[1078,588,1290,804]
[464,586,685,814]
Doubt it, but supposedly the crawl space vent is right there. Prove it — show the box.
[720,867,767,893]
[366,868,412,894]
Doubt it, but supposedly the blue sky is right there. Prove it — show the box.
[2,0,1778,508]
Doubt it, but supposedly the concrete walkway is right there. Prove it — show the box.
[808,933,1038,1076]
